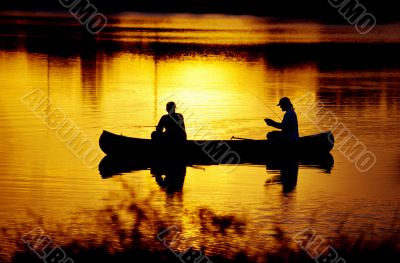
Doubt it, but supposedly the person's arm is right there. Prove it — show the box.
[179,115,187,140]
[179,114,186,131]
[281,113,290,132]
[265,118,283,129]
[156,115,166,132]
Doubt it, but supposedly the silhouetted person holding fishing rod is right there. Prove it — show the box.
[265,97,299,143]
[152,101,187,143]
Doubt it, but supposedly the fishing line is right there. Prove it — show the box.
[241,89,283,121]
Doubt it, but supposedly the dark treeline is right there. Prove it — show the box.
[0,0,398,23]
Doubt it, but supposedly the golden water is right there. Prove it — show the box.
[0,12,400,260]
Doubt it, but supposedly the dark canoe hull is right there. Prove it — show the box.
[99,130,334,164]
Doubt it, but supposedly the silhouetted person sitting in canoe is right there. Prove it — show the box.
[152,101,187,143]
[265,97,299,143]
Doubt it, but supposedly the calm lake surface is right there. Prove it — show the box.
[0,12,400,260]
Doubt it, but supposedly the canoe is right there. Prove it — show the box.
[99,130,334,164]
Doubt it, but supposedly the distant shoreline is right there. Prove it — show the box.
[0,9,399,26]
[0,0,399,24]
[0,9,325,22]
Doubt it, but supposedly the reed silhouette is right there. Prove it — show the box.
[7,181,400,263]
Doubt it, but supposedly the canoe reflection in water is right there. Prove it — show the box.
[99,154,333,194]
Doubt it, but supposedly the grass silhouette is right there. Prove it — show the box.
[6,181,400,263]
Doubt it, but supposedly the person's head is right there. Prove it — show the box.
[277,97,293,111]
[166,101,176,114]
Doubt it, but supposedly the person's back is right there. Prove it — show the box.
[152,101,187,142]
[157,112,187,141]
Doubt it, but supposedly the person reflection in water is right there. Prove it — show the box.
[265,97,299,143]
[265,159,299,193]
[279,159,299,193]
[152,101,187,142]
[151,162,186,195]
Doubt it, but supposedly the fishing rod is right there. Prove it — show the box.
[188,165,206,171]
[111,125,157,129]
[231,136,255,141]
